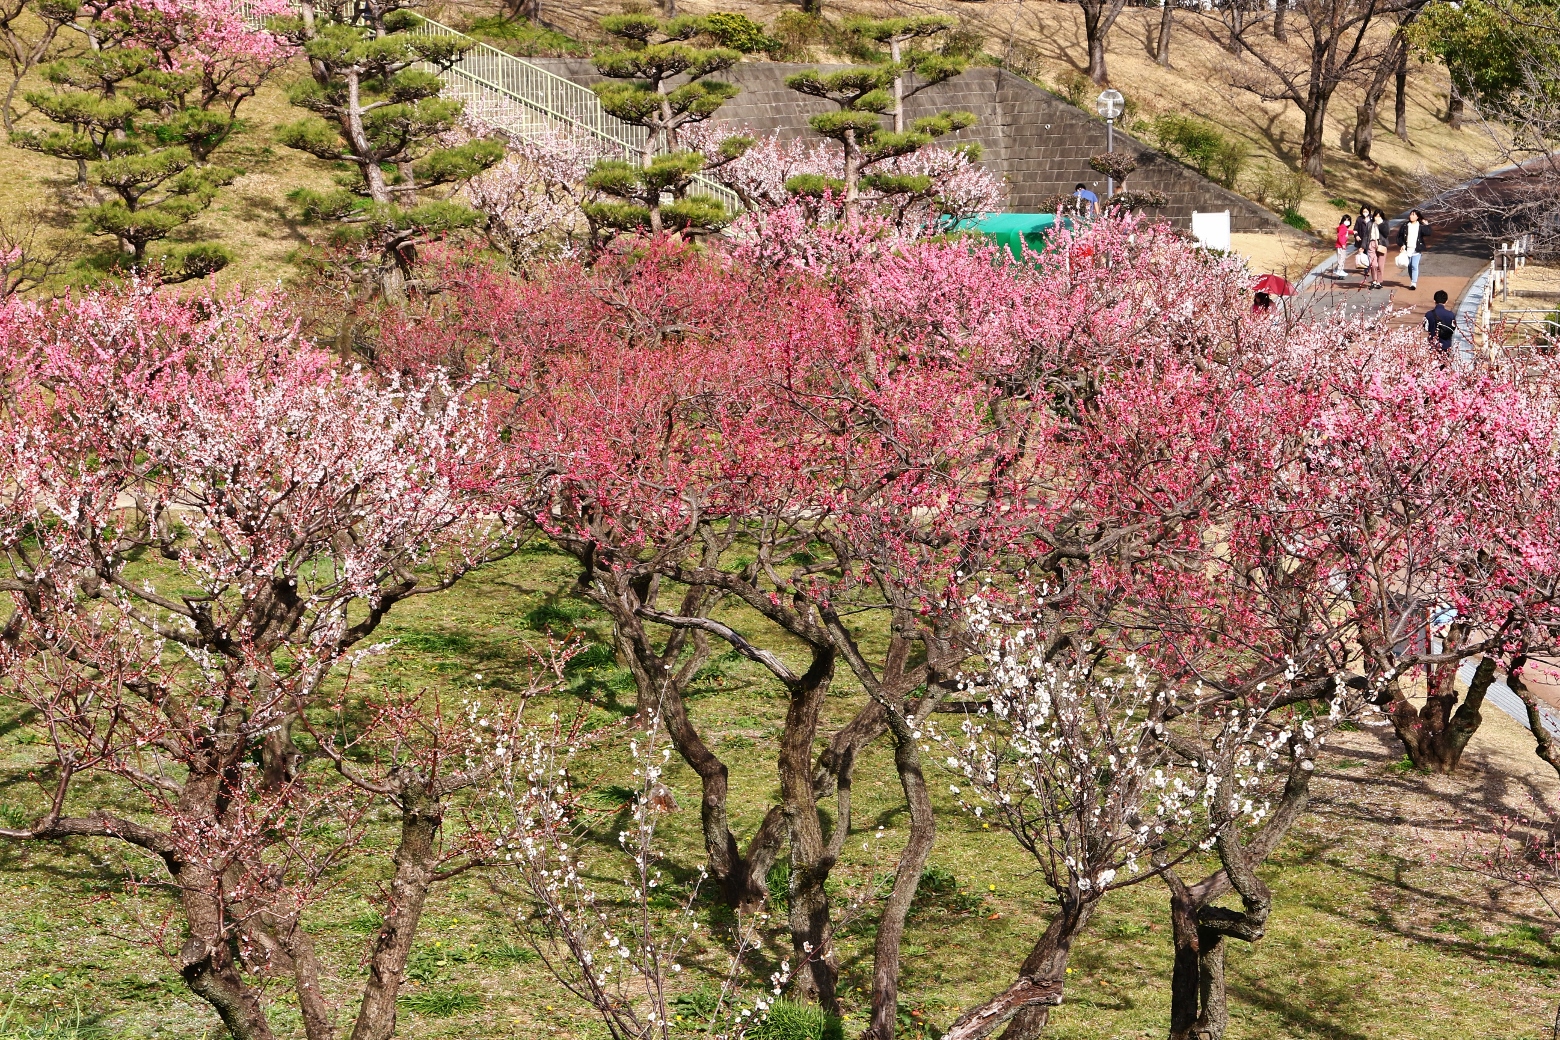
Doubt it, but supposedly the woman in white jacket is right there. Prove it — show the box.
[1398,210,1427,291]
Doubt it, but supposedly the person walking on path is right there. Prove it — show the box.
[1425,289,1457,352]
[1353,205,1374,279]
[1335,215,1354,278]
[1366,210,1386,289]
[1397,209,1428,291]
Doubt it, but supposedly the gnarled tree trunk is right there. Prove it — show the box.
[350,785,443,1040]
[780,649,842,1014]
[1384,654,1496,772]
[1165,755,1312,1039]
[942,895,1097,1040]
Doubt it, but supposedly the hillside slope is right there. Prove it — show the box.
[522,0,1497,237]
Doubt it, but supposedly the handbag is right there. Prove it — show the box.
[1394,249,1410,269]
[1356,250,1371,269]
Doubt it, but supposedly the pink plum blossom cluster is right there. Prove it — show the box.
[5,207,1560,1040]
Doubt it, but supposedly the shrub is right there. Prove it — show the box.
[750,999,845,1040]
[1248,164,1310,215]
[942,26,986,59]
[1053,69,1092,108]
[770,11,823,61]
[1149,114,1248,189]
[398,988,482,1017]
[703,12,777,53]
[1283,208,1313,231]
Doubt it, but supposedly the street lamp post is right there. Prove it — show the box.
[1095,88,1125,198]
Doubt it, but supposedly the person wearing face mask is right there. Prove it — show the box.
[1366,210,1386,289]
[1353,205,1374,279]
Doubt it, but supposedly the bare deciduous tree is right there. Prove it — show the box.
[1214,0,1408,180]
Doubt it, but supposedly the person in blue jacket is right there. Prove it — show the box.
[1072,182,1099,217]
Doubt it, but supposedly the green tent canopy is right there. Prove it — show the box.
[955,213,1071,260]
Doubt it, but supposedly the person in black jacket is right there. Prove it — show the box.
[1424,289,1456,351]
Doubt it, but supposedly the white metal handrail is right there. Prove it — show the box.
[411,17,740,211]
[242,3,740,212]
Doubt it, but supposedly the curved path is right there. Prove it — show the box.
[1286,168,1560,738]
[1290,174,1509,331]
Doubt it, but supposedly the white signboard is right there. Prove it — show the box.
[1191,210,1231,253]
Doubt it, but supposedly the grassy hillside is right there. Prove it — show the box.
[0,0,1497,292]
[2,542,1558,1039]
[522,0,1497,232]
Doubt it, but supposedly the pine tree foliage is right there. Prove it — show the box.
[272,1,503,298]
[785,17,976,216]
[9,7,242,278]
[585,14,756,237]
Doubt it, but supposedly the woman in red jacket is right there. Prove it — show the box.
[1334,214,1354,279]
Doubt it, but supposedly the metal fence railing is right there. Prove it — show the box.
[239,3,741,213]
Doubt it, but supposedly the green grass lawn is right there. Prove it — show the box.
[0,542,1556,1039]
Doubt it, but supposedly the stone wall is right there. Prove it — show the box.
[532,59,1288,232]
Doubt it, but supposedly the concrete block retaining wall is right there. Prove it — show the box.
[532,58,1289,232]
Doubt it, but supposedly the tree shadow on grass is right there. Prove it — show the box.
[1227,974,1372,1040]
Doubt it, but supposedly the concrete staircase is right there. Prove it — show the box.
[240,5,740,211]
[408,17,741,211]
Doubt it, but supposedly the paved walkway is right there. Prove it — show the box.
[1280,175,1560,740]
[1287,164,1554,334]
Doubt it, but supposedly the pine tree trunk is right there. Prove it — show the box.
[843,131,861,219]
[1274,0,1287,41]
[1449,91,1464,129]
[890,38,904,132]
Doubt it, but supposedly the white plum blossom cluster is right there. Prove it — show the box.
[679,124,1005,236]
[455,112,603,263]
[490,714,781,1040]
[934,596,1297,898]
[678,124,838,214]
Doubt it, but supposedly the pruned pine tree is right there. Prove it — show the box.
[10,14,238,279]
[273,2,503,301]
[0,0,77,134]
[585,13,749,236]
[785,40,976,218]
[845,15,959,132]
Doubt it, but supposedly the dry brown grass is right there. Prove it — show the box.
[534,0,1500,231]
[0,69,336,294]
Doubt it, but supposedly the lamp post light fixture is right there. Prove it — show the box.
[1095,88,1125,197]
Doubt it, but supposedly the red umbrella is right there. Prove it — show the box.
[1252,273,1295,296]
